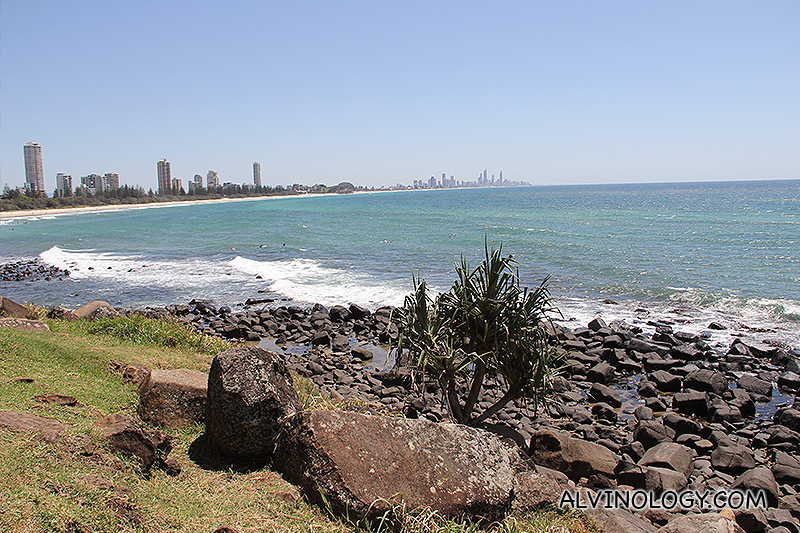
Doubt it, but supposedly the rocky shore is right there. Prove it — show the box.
[130,297,800,530]
[6,283,800,531]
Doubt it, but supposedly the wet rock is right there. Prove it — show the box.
[275,410,514,522]
[592,402,618,423]
[650,370,682,393]
[737,375,773,397]
[587,362,615,384]
[331,335,350,353]
[662,413,703,437]
[588,383,622,407]
[672,390,709,417]
[684,369,727,395]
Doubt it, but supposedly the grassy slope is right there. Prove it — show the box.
[0,316,596,533]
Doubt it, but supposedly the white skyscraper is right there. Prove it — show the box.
[157,159,171,194]
[253,162,262,188]
[207,170,219,188]
[24,142,45,194]
[56,173,72,197]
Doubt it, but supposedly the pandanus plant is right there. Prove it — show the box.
[395,242,562,426]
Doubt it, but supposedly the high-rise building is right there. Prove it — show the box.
[157,159,171,194]
[56,173,72,197]
[24,142,45,194]
[206,170,219,188]
[171,178,182,192]
[80,174,101,195]
[253,162,262,188]
[193,174,203,189]
[102,172,119,191]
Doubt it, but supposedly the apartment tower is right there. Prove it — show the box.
[157,159,171,194]
[24,142,45,194]
[253,162,262,188]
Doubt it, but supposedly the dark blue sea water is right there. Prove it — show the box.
[2,180,798,349]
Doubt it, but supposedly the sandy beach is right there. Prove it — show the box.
[0,194,307,220]
[0,188,419,220]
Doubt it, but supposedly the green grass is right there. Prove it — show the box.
[0,314,596,533]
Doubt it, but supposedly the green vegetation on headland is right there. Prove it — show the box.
[0,309,595,533]
[0,181,361,212]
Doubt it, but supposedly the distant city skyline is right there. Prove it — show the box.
[2,3,797,189]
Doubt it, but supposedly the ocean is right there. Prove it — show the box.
[2,180,798,351]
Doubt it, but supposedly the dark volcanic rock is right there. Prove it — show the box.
[710,445,756,475]
[588,383,622,407]
[638,442,694,478]
[274,410,514,522]
[730,467,780,508]
[737,374,773,397]
[528,429,618,482]
[205,346,301,459]
[633,420,675,450]
[683,369,727,395]
[99,413,174,473]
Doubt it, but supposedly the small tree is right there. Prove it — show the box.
[395,242,562,426]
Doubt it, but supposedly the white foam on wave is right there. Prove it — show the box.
[39,245,253,292]
[229,256,408,309]
[556,289,800,351]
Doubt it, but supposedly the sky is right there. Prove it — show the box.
[2,1,799,191]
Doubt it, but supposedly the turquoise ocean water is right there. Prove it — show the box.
[2,180,798,349]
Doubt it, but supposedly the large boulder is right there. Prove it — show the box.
[205,346,301,459]
[730,467,780,508]
[683,369,727,395]
[528,429,618,481]
[710,445,756,475]
[638,442,694,478]
[274,410,514,522]
[74,300,120,320]
[0,295,31,318]
[137,368,208,429]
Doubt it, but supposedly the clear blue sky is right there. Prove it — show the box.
[2,1,798,191]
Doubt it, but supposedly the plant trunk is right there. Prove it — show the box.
[462,360,486,422]
[467,385,522,427]
[442,375,466,424]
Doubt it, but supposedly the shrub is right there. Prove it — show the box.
[395,242,562,425]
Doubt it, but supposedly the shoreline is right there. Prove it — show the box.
[0,186,508,220]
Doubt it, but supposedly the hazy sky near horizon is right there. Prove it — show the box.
[2,1,798,191]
